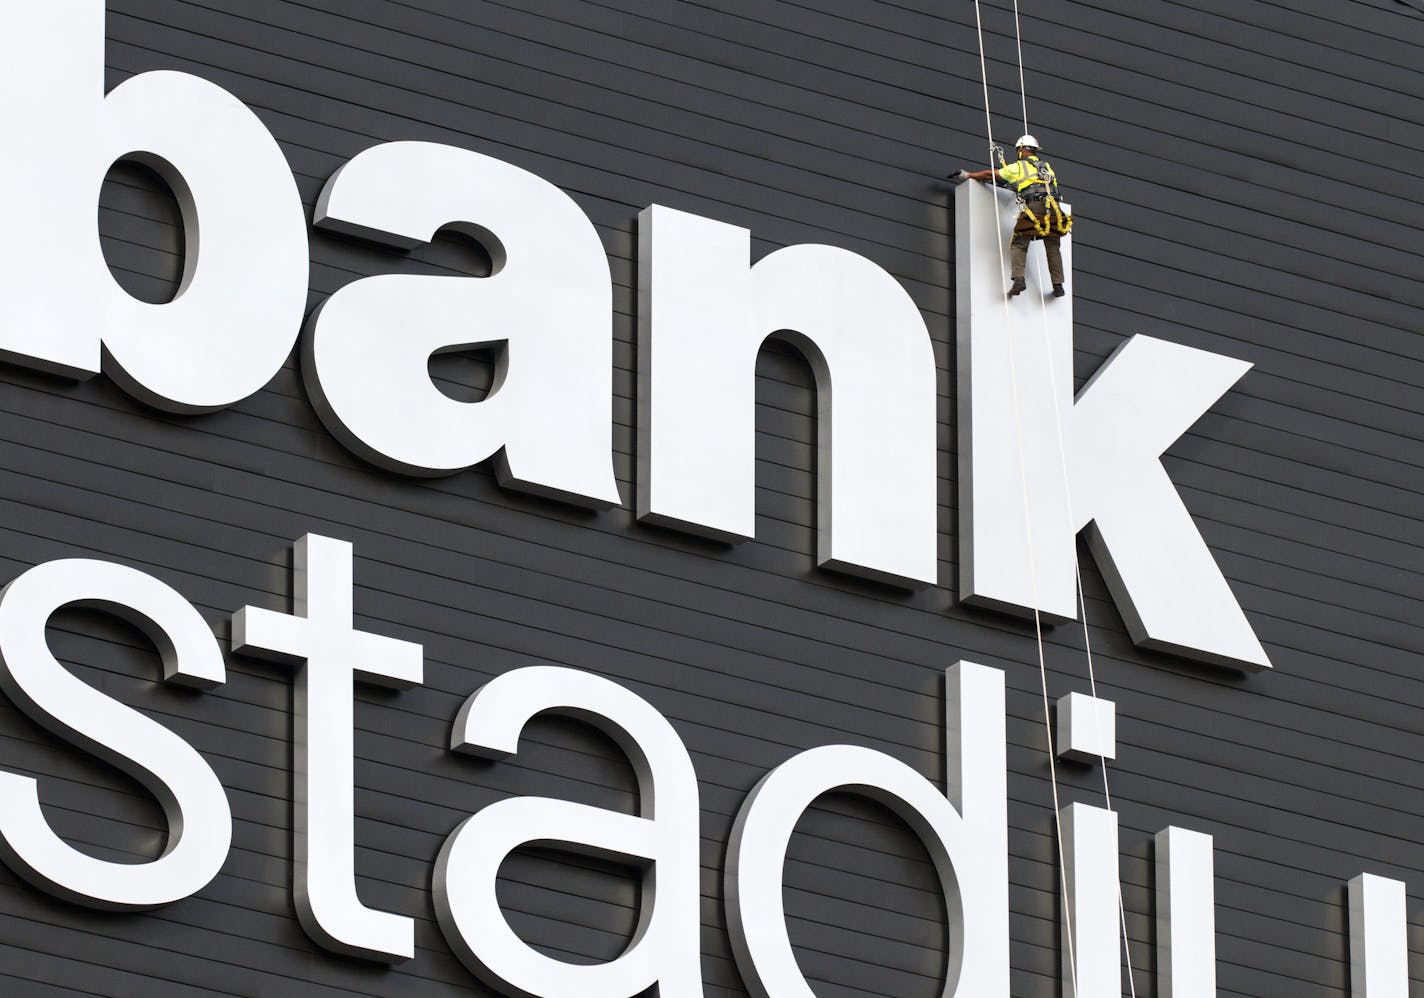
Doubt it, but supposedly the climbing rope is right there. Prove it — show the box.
[969,2,1080,996]
[1005,1,1140,993]
[1028,241,1141,998]
[1012,0,1029,136]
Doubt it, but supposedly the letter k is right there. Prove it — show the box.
[954,181,1269,671]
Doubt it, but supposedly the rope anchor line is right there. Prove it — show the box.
[967,1,1138,994]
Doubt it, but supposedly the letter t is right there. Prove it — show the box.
[232,534,423,963]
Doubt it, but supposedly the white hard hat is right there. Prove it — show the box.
[1015,133,1039,149]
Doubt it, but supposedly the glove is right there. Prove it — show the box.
[947,169,971,184]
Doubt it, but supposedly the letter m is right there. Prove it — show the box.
[955,181,1269,671]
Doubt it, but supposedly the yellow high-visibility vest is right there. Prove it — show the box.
[997,156,1057,195]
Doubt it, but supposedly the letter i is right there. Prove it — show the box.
[1061,802,1123,995]
[1056,692,1131,994]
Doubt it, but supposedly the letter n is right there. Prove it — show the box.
[638,205,938,587]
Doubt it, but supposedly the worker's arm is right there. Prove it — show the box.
[947,167,999,184]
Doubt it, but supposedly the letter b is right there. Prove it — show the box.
[0,2,308,411]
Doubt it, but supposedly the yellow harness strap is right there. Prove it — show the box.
[1022,195,1073,237]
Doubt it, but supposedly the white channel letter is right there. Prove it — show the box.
[637,204,938,587]
[231,535,423,963]
[1155,826,1216,998]
[1055,692,1117,763]
[1061,803,1122,996]
[305,141,620,507]
[0,560,230,909]
[0,1,307,411]
[1349,873,1408,998]
[434,666,701,998]
[955,180,1269,671]
[726,662,1008,998]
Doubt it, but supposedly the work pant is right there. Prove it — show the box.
[1010,203,1064,284]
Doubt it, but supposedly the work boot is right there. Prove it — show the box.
[1007,277,1027,298]
[1053,283,1065,297]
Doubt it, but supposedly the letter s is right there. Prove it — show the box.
[0,560,231,910]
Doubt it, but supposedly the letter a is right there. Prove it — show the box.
[306,142,619,508]
[435,666,702,997]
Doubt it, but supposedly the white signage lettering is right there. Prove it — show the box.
[637,204,938,587]
[0,546,1401,993]
[726,661,1008,997]
[1349,873,1408,998]
[0,559,231,909]
[0,2,308,412]
[306,140,620,507]
[0,7,1267,667]
[1061,802,1122,996]
[955,180,1270,671]
[1155,826,1217,997]
[0,8,1353,987]
[434,666,702,997]
[232,535,424,963]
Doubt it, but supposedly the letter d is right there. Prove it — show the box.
[727,662,1008,997]
[0,2,307,412]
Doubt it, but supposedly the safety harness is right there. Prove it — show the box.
[1011,155,1073,238]
[1020,190,1073,238]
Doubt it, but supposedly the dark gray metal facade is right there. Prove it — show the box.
[1,0,1421,994]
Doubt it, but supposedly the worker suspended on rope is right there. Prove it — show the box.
[952,134,1073,299]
